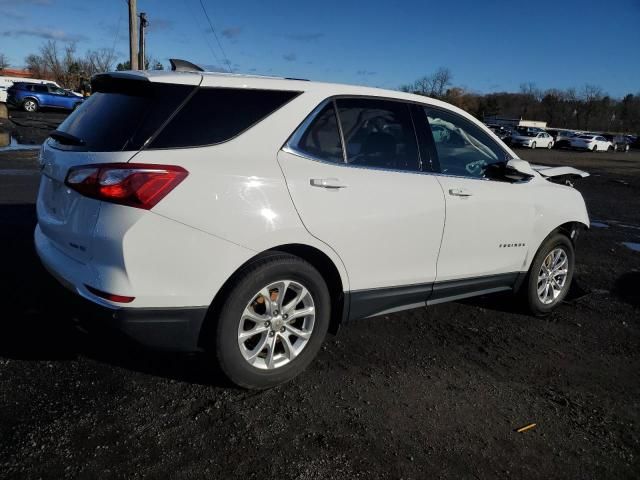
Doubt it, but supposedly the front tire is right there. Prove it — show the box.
[23,99,38,112]
[214,254,331,389]
[531,141,537,149]
[525,233,575,316]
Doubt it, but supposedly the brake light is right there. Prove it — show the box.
[65,163,188,210]
[85,285,135,303]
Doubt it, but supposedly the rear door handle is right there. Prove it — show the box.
[449,188,473,197]
[310,178,348,189]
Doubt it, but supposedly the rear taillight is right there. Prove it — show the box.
[65,163,188,210]
[85,285,135,303]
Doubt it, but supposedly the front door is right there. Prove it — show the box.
[420,106,534,289]
[278,98,446,309]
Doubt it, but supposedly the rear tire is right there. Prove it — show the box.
[547,141,553,149]
[23,99,38,112]
[213,254,331,389]
[524,233,575,316]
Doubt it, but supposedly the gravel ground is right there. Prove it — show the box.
[0,112,639,479]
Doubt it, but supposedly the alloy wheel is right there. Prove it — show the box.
[237,280,315,370]
[24,100,36,112]
[537,248,569,305]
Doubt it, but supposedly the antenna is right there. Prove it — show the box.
[169,59,205,72]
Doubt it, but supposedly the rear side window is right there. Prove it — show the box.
[336,98,420,172]
[54,77,196,152]
[291,102,344,163]
[149,88,300,149]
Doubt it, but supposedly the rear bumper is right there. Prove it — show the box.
[35,224,209,352]
[75,298,208,352]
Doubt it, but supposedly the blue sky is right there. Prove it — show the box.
[1,0,638,97]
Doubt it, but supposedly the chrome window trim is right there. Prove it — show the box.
[282,94,524,183]
[284,96,425,174]
[281,144,531,183]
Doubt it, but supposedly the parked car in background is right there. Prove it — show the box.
[35,64,590,389]
[0,75,82,100]
[547,129,579,149]
[602,134,631,152]
[7,82,84,112]
[0,86,7,103]
[488,125,513,141]
[569,134,613,152]
[510,130,554,149]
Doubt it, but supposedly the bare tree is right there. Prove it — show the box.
[0,53,9,71]
[580,84,604,130]
[85,48,117,75]
[24,53,47,78]
[401,67,453,99]
[431,67,453,98]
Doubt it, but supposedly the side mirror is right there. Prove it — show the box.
[485,159,535,182]
[504,159,535,182]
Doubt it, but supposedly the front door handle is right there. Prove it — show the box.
[449,188,473,197]
[310,178,348,189]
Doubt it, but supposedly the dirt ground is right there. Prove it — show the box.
[0,113,639,479]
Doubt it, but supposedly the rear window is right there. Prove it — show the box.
[53,78,300,152]
[148,88,300,149]
[54,77,195,152]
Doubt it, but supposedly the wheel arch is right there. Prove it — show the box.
[22,96,39,105]
[516,220,586,293]
[198,243,347,348]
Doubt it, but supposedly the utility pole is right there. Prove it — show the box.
[138,12,148,70]
[128,0,139,70]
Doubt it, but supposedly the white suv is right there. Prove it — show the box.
[36,63,590,389]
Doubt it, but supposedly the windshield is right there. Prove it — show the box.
[516,131,537,137]
[578,135,594,139]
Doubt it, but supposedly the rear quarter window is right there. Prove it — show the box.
[149,88,300,149]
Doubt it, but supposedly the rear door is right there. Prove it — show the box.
[279,97,446,310]
[32,84,50,106]
[419,106,534,290]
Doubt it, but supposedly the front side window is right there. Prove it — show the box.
[292,102,343,163]
[425,107,507,178]
[48,85,66,95]
[336,98,420,172]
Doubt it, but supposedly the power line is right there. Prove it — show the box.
[188,0,224,69]
[197,0,232,73]
[109,6,124,62]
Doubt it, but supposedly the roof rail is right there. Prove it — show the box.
[169,59,205,72]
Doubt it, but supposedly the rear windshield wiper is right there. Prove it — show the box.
[49,130,86,147]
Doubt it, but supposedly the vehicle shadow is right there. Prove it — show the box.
[613,271,640,308]
[0,203,232,387]
[458,277,590,314]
